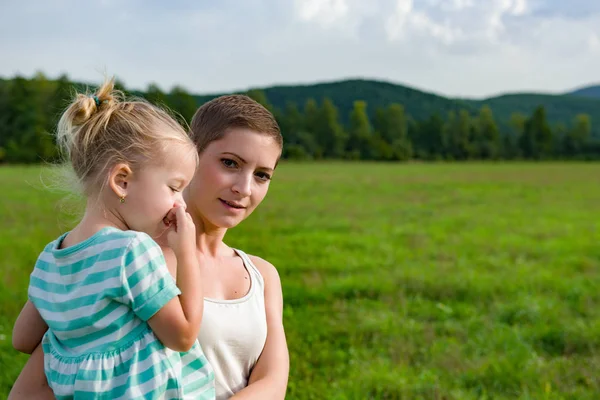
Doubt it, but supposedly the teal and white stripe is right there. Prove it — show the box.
[29,227,214,399]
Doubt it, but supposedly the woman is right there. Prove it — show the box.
[9,94,290,400]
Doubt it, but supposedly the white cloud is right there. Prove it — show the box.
[1,0,599,98]
[295,0,349,26]
[498,0,527,16]
[325,0,534,49]
[512,0,527,15]
[451,0,475,10]
[384,0,465,45]
[384,0,414,41]
[588,33,600,52]
[408,12,464,45]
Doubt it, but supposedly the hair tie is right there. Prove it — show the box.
[92,95,101,107]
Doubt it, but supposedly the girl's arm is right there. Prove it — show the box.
[230,256,289,400]
[12,300,48,354]
[144,207,204,352]
[146,250,204,352]
[7,344,54,400]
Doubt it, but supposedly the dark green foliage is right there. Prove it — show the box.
[2,75,600,162]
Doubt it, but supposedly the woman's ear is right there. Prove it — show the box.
[108,163,133,200]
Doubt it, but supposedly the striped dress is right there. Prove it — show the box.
[28,227,215,400]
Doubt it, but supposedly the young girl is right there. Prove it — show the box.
[15,78,215,399]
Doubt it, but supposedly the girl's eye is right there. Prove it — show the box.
[221,158,238,168]
[255,172,272,182]
[170,187,180,193]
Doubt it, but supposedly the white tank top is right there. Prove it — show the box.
[197,249,268,400]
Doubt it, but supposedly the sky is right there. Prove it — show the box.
[1,0,600,99]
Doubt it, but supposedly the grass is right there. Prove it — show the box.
[1,162,599,399]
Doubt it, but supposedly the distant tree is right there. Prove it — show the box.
[303,99,322,158]
[373,104,412,160]
[500,112,526,159]
[4,76,39,162]
[369,132,394,160]
[563,114,591,158]
[410,113,445,160]
[145,83,168,107]
[278,102,303,152]
[552,123,568,157]
[30,72,58,160]
[315,98,347,158]
[0,80,8,161]
[296,131,320,159]
[246,89,274,114]
[347,101,373,159]
[444,110,472,160]
[167,86,197,125]
[476,105,500,159]
[112,78,129,96]
[521,106,552,159]
[303,98,319,133]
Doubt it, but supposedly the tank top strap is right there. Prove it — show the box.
[233,248,264,289]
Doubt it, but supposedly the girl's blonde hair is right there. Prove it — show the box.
[57,77,196,196]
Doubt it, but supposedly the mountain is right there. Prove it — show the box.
[193,78,600,133]
[566,85,600,99]
[466,93,600,130]
[194,79,477,122]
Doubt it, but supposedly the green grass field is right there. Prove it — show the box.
[1,163,599,399]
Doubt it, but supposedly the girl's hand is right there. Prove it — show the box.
[165,206,196,256]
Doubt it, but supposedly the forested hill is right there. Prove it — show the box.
[567,84,600,99]
[196,79,476,123]
[2,73,600,162]
[195,78,600,132]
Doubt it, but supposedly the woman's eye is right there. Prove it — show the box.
[221,158,237,168]
[255,172,272,181]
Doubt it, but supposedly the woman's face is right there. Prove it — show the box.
[185,128,281,230]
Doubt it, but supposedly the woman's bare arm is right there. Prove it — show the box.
[230,256,289,400]
[7,344,54,400]
[12,301,47,354]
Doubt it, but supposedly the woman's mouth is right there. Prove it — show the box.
[219,198,245,210]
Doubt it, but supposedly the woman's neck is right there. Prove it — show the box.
[191,213,230,257]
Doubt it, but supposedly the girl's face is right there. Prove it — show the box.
[118,142,197,238]
[185,128,281,230]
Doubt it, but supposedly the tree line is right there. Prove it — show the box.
[1,73,599,163]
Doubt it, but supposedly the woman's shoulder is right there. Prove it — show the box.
[243,253,282,288]
[244,252,285,319]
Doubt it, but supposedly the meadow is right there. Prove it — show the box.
[1,162,599,399]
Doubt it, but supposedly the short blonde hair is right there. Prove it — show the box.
[57,77,196,196]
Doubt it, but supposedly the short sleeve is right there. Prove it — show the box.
[121,233,180,321]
